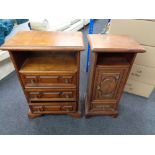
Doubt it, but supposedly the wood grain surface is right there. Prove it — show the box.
[0,31,85,51]
[87,34,145,52]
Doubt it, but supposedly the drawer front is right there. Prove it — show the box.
[26,88,76,102]
[91,103,116,111]
[30,104,76,113]
[92,67,129,101]
[21,74,76,87]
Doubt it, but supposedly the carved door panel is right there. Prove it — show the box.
[92,67,128,101]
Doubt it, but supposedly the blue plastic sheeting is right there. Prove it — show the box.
[0,19,28,45]
[86,19,94,72]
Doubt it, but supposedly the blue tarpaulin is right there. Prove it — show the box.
[0,19,28,45]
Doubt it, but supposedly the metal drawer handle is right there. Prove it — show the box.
[62,106,73,111]
[64,78,69,83]
[34,92,42,98]
[30,79,35,84]
[29,92,41,99]
[95,105,111,108]
[30,78,38,84]
[61,92,72,98]
[65,94,69,98]
[97,85,101,90]
[39,76,59,79]
[38,106,44,112]
[36,94,41,98]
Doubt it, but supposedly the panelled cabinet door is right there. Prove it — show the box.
[92,67,129,101]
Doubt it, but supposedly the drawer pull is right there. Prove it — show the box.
[65,94,69,98]
[30,79,35,84]
[39,106,44,112]
[37,94,41,98]
[34,93,41,99]
[35,106,44,112]
[39,76,59,79]
[30,78,38,84]
[62,106,73,111]
[61,92,72,98]
[97,85,101,90]
[44,92,60,95]
[64,79,69,83]
[95,105,111,108]
[26,76,36,78]
[29,92,42,99]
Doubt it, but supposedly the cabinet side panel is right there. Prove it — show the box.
[76,51,80,111]
[115,53,137,107]
[86,52,97,110]
[9,51,29,103]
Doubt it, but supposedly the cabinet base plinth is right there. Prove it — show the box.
[85,110,119,118]
[28,111,43,119]
[28,111,81,119]
[68,111,81,118]
[85,99,118,118]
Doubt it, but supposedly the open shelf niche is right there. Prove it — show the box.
[14,51,78,73]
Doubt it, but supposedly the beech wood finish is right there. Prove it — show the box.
[0,31,84,118]
[85,34,145,118]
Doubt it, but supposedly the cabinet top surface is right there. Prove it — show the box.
[0,31,84,51]
[87,34,145,53]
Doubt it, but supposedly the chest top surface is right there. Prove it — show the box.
[0,31,84,51]
[87,34,145,53]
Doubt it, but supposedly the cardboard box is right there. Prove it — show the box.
[134,45,155,67]
[124,79,154,98]
[109,19,155,46]
[129,64,155,85]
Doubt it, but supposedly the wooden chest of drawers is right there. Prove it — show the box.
[0,31,84,118]
[86,34,145,117]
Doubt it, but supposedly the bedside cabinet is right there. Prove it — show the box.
[85,34,145,118]
[0,31,84,118]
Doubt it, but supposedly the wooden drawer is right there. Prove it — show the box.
[20,73,77,88]
[90,100,116,111]
[30,102,76,113]
[25,88,76,102]
[91,103,115,111]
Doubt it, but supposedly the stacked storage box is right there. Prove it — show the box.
[109,19,155,98]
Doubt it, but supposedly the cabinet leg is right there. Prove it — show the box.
[69,112,81,118]
[111,113,118,118]
[85,114,92,119]
[28,111,43,119]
